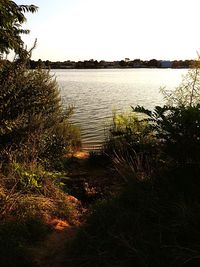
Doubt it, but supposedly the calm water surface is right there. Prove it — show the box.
[51,69,187,150]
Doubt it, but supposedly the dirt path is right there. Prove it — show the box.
[31,219,78,267]
[65,152,123,204]
[30,152,121,267]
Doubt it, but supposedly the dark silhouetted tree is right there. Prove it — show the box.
[0,0,38,56]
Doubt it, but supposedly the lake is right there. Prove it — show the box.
[51,68,187,150]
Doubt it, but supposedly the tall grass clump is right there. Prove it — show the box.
[103,111,160,181]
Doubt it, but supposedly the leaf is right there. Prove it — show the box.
[132,105,152,117]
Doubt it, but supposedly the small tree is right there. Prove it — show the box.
[161,55,200,107]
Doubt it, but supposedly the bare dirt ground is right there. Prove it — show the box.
[31,219,78,267]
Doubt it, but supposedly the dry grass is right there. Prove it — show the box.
[0,172,82,225]
[1,192,81,224]
[111,146,153,183]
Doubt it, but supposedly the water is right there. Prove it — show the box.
[51,68,187,150]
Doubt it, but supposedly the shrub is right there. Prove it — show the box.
[133,104,200,165]
[0,61,60,144]
[107,112,155,151]
[0,58,81,167]
[103,112,160,181]
[8,161,67,193]
[39,120,81,170]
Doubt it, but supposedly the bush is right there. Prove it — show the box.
[39,120,81,170]
[103,112,160,181]
[0,59,81,167]
[0,61,60,145]
[134,104,200,165]
[6,161,67,193]
[106,112,156,152]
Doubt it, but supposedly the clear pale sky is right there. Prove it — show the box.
[16,0,200,61]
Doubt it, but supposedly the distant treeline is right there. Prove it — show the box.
[29,58,197,69]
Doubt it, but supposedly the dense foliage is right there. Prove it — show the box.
[0,59,81,167]
[133,104,200,165]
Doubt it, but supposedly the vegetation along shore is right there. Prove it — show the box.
[30,58,197,69]
[0,1,200,267]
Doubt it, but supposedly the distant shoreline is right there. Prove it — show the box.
[30,59,196,70]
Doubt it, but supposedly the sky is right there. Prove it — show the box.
[16,0,200,61]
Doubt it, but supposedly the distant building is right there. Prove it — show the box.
[160,61,173,68]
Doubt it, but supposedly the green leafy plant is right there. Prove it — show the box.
[12,162,42,190]
[105,112,156,152]
[10,161,69,192]
[133,104,200,165]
